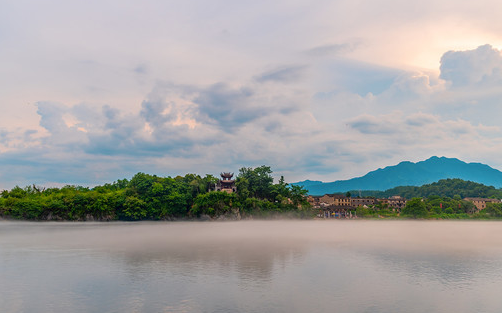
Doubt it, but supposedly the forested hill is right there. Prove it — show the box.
[293,156,502,195]
[352,178,502,199]
[0,166,310,221]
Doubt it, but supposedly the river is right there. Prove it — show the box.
[1,220,502,313]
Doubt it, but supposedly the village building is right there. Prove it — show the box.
[319,194,335,205]
[306,195,321,208]
[332,194,352,207]
[307,192,410,218]
[316,194,352,207]
[379,196,407,210]
[308,192,502,216]
[351,198,376,207]
[315,194,355,218]
[215,172,236,193]
[464,197,501,211]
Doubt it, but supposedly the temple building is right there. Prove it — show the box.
[215,172,236,193]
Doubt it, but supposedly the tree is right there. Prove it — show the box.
[289,185,308,207]
[121,196,148,220]
[237,166,273,199]
[401,198,428,218]
[191,191,236,217]
[460,200,476,214]
[236,176,250,199]
[484,202,502,217]
[0,166,316,220]
[271,176,290,201]
[129,172,155,196]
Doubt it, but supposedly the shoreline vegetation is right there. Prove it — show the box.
[2,166,502,221]
[0,166,311,221]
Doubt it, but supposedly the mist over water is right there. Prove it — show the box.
[2,220,502,313]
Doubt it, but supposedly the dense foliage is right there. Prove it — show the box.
[355,194,486,219]
[354,178,502,199]
[345,178,502,219]
[401,197,428,218]
[4,173,502,221]
[0,166,311,221]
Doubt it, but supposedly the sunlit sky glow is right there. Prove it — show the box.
[2,0,502,189]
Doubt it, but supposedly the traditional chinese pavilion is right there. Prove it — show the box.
[215,172,236,193]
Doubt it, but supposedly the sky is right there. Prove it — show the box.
[2,0,502,189]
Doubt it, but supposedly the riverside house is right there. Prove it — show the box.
[463,197,502,211]
[307,194,409,219]
[308,193,502,215]
[307,194,407,211]
[351,197,376,207]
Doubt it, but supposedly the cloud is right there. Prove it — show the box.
[348,114,398,134]
[315,59,404,96]
[381,73,437,100]
[133,64,148,75]
[193,83,261,129]
[0,78,320,188]
[440,44,502,87]
[140,88,181,129]
[348,111,500,147]
[0,130,9,145]
[342,110,502,176]
[305,41,361,57]
[5,37,502,189]
[405,112,437,127]
[37,102,69,134]
[255,65,307,83]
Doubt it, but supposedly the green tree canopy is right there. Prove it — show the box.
[401,197,428,218]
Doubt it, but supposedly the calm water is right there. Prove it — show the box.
[2,220,502,313]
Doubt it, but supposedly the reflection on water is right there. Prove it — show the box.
[2,220,502,313]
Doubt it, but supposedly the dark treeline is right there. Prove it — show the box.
[0,166,310,221]
[351,178,502,199]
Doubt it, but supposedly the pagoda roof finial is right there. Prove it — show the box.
[220,172,234,179]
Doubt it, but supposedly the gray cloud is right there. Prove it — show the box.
[0,130,8,144]
[36,102,69,134]
[305,42,360,57]
[255,65,307,83]
[0,78,318,188]
[133,64,148,75]
[140,98,176,129]
[348,114,397,134]
[194,83,265,130]
[405,113,437,127]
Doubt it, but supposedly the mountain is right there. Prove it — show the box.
[293,156,502,195]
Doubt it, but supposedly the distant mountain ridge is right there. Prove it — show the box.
[293,156,502,195]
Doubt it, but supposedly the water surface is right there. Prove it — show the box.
[1,220,502,313]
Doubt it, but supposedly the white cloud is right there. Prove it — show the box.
[440,45,502,87]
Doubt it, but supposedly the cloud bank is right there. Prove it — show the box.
[2,44,502,188]
[2,1,502,188]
